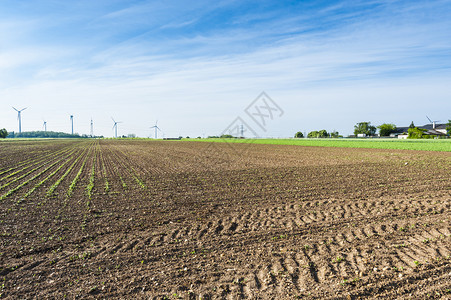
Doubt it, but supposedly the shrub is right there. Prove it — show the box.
[408,127,428,139]
[0,128,7,138]
[377,123,396,136]
[294,131,304,138]
[354,122,376,136]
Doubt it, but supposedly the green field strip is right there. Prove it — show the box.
[0,143,78,182]
[0,146,79,192]
[66,142,95,198]
[21,148,85,199]
[46,146,89,197]
[189,138,451,152]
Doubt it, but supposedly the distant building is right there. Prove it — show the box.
[163,137,182,140]
[420,123,447,135]
[390,127,409,137]
[392,123,447,138]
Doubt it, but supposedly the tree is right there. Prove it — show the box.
[446,120,451,136]
[294,131,304,138]
[377,123,396,137]
[409,121,415,129]
[408,127,429,139]
[0,128,7,138]
[307,131,318,138]
[330,130,340,138]
[9,131,86,138]
[354,122,376,136]
[317,129,329,138]
[307,130,329,138]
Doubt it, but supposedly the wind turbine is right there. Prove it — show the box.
[70,115,74,135]
[43,120,47,132]
[112,117,122,138]
[150,120,162,139]
[12,107,27,133]
[426,116,440,129]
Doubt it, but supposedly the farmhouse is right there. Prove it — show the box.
[391,123,448,138]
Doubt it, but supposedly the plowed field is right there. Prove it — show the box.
[0,139,450,299]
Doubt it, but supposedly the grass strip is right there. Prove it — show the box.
[189,138,451,152]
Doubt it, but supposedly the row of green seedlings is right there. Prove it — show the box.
[105,147,127,189]
[83,141,99,230]
[46,146,90,197]
[67,142,95,198]
[0,147,79,200]
[0,149,54,176]
[19,148,86,201]
[112,146,147,188]
[98,143,109,193]
[0,143,77,180]
[0,145,76,190]
[109,146,147,189]
[0,147,80,201]
[86,147,96,207]
[55,141,95,220]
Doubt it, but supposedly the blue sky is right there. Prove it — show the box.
[1,0,450,137]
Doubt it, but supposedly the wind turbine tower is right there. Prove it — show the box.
[150,120,161,139]
[426,116,440,129]
[70,115,74,135]
[90,118,93,137]
[112,117,122,138]
[12,107,27,133]
[43,120,47,132]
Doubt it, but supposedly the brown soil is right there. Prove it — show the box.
[0,139,450,299]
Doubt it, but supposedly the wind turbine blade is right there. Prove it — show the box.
[21,107,27,112]
[12,106,18,112]
[111,117,116,123]
[426,116,432,123]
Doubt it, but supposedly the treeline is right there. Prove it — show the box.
[5,131,102,139]
[294,130,341,138]
[295,120,451,139]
